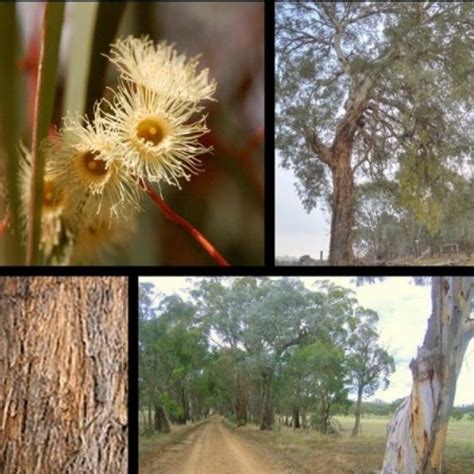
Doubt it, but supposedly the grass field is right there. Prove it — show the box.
[237,415,474,473]
[139,413,474,473]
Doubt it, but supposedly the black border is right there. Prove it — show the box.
[128,275,139,474]
[2,2,474,474]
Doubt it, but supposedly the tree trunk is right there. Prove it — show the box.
[147,401,153,433]
[319,399,330,434]
[382,277,474,473]
[154,403,171,434]
[259,372,273,430]
[0,277,128,473]
[292,405,300,429]
[302,406,308,429]
[352,385,364,437]
[234,373,248,426]
[329,150,355,265]
[176,386,188,424]
[234,394,248,427]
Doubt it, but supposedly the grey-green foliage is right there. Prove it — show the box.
[347,308,395,398]
[193,277,319,371]
[276,2,474,214]
[138,286,210,425]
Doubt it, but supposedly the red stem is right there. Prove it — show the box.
[141,180,230,266]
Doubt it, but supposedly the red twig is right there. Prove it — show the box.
[141,180,230,266]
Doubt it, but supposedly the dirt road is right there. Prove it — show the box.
[143,417,294,474]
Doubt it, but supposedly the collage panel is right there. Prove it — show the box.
[0,276,128,472]
[0,2,264,266]
[275,2,474,267]
[137,276,474,473]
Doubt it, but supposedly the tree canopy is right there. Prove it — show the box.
[276,2,474,264]
[139,277,394,434]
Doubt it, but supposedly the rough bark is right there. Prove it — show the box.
[0,277,128,473]
[382,277,473,473]
[329,150,356,265]
[259,373,273,430]
[352,385,364,437]
[154,403,171,434]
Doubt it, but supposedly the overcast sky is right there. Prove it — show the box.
[276,157,330,259]
[140,276,474,406]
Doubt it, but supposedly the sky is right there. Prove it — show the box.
[140,276,474,406]
[275,157,330,259]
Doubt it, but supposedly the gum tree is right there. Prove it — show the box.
[347,307,395,436]
[193,277,358,430]
[382,277,474,472]
[276,2,473,264]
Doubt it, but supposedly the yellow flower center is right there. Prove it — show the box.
[136,118,166,146]
[83,151,108,176]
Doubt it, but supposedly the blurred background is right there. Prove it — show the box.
[0,2,264,265]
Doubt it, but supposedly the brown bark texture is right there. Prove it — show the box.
[329,142,356,266]
[0,277,128,473]
[382,277,473,473]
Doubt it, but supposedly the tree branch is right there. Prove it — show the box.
[307,130,334,167]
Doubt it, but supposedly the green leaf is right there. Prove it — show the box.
[27,2,65,265]
[0,3,22,261]
[63,2,99,117]
[84,2,128,118]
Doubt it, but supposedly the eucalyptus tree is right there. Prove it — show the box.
[193,277,359,430]
[276,2,474,264]
[207,348,251,426]
[277,339,349,433]
[347,307,395,437]
[139,290,209,433]
[380,277,474,472]
[193,277,318,430]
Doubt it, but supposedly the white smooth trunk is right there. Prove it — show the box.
[382,277,473,473]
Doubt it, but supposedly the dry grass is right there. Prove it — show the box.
[236,416,474,474]
[139,419,208,472]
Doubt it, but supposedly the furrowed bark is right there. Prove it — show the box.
[329,149,356,265]
[0,277,128,473]
[382,277,473,473]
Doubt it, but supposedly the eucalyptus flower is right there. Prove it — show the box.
[108,36,217,103]
[100,82,211,188]
[46,112,142,224]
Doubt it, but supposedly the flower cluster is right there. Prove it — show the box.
[20,36,216,264]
